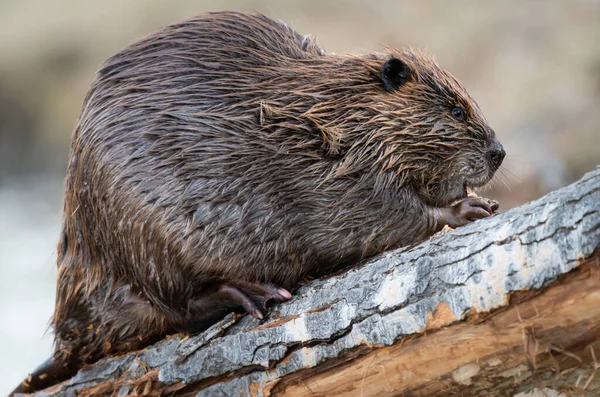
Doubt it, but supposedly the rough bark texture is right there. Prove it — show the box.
[22,166,600,397]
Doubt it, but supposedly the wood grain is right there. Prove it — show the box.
[275,254,600,396]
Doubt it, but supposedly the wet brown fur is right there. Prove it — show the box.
[13,11,504,393]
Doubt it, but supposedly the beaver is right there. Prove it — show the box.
[12,11,505,394]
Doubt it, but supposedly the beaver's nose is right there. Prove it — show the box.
[486,142,506,171]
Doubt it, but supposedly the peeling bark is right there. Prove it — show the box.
[20,167,600,397]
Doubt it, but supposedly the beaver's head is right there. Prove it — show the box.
[350,50,505,207]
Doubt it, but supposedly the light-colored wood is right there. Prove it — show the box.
[275,256,600,396]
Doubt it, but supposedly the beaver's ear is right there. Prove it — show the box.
[381,58,412,92]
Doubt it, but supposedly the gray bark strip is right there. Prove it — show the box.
[27,167,600,396]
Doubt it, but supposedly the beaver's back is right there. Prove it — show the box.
[59,11,380,338]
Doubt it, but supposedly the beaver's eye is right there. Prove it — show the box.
[451,107,465,121]
[451,107,466,121]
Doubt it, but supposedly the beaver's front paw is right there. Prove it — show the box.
[443,197,499,228]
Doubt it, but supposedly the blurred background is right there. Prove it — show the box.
[1,0,599,393]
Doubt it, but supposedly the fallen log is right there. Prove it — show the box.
[22,166,600,397]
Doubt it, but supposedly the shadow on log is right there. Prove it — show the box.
[19,167,600,397]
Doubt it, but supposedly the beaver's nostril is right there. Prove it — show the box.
[487,147,506,170]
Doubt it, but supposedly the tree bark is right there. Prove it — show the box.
[24,167,600,397]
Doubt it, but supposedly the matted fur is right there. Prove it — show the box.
[13,11,503,393]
